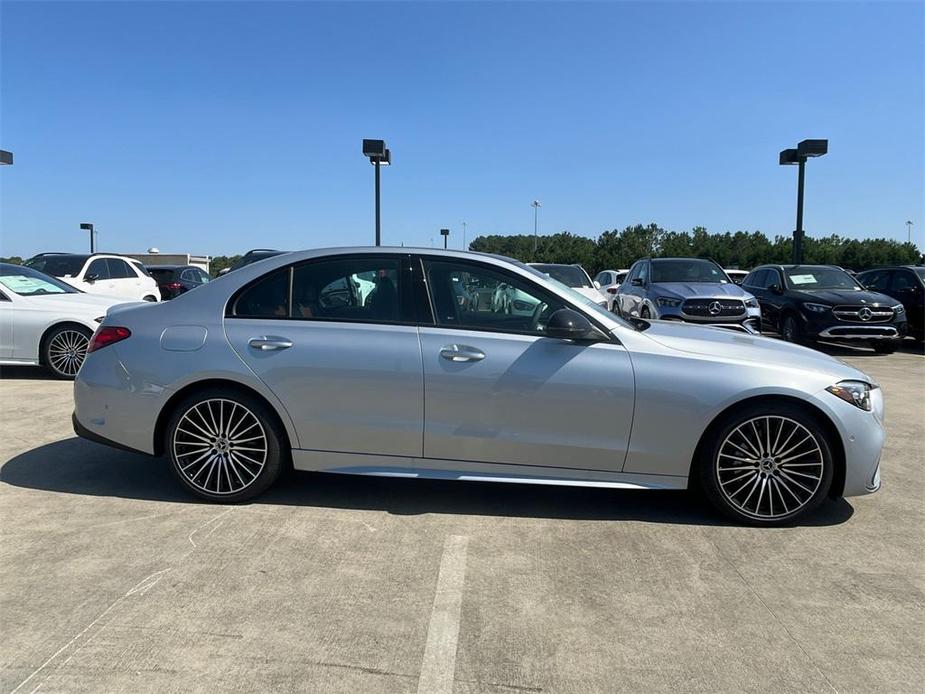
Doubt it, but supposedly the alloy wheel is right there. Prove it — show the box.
[715,415,824,520]
[47,329,90,377]
[172,399,268,496]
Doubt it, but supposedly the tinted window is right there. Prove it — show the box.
[291,257,402,322]
[531,264,592,288]
[107,259,133,279]
[743,269,766,288]
[892,271,917,291]
[148,268,176,282]
[180,268,201,283]
[861,271,890,291]
[86,258,111,280]
[425,260,565,336]
[764,268,783,289]
[26,255,88,277]
[638,261,649,284]
[197,269,211,283]
[784,267,860,290]
[650,259,728,283]
[233,268,291,318]
[130,260,152,277]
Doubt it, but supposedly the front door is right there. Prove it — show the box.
[223,254,424,457]
[419,257,634,472]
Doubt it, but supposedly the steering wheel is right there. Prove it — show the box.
[529,301,549,332]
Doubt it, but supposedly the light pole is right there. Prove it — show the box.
[80,223,95,253]
[362,139,391,246]
[906,220,914,243]
[779,139,828,264]
[531,200,542,258]
[462,221,467,250]
[440,228,450,249]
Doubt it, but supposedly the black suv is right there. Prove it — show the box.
[855,266,924,342]
[145,264,211,300]
[742,264,908,353]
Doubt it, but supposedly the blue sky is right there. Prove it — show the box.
[1,1,923,258]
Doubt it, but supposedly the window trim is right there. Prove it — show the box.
[225,253,417,326]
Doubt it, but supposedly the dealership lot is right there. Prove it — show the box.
[1,342,922,693]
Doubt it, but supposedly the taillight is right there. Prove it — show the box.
[166,282,182,290]
[88,326,131,353]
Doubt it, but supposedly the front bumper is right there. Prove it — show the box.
[801,310,907,341]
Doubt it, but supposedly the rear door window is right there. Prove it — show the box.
[107,259,133,279]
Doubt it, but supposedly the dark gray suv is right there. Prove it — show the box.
[614,258,761,330]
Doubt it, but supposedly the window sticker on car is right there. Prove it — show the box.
[0,275,68,295]
[789,274,817,285]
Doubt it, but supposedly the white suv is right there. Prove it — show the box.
[25,253,160,302]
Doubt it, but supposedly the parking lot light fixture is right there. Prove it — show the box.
[779,139,828,264]
[79,222,95,253]
[0,150,12,165]
[531,200,542,258]
[440,228,450,249]
[362,140,391,247]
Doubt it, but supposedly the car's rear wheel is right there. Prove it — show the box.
[165,389,285,502]
[699,403,834,525]
[143,295,158,302]
[43,325,92,379]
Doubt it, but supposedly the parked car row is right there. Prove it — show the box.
[70,247,889,526]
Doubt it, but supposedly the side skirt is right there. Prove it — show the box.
[291,449,687,491]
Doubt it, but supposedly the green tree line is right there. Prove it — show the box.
[469,225,922,275]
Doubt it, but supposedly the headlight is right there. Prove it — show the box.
[803,302,829,313]
[892,304,905,314]
[656,296,682,307]
[826,380,874,411]
[745,298,758,308]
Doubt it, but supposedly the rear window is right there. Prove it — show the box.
[25,255,87,277]
[147,268,175,281]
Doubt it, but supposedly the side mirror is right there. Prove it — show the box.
[546,308,598,341]
[593,280,601,290]
[218,268,230,276]
[85,273,99,283]
[769,283,783,294]
[631,277,644,287]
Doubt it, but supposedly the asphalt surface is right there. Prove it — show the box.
[1,340,923,693]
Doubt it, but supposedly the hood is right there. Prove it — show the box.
[574,287,607,303]
[789,288,897,306]
[638,320,871,383]
[649,282,748,299]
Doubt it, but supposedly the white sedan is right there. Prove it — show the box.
[0,263,129,378]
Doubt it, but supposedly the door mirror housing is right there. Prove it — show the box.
[768,283,783,294]
[85,273,99,283]
[546,309,600,341]
[631,277,644,287]
[593,280,601,290]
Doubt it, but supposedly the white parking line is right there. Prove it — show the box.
[417,535,469,694]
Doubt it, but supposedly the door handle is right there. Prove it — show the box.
[440,344,485,362]
[248,336,293,351]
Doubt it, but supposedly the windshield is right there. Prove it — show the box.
[651,259,729,283]
[915,268,925,280]
[25,255,87,277]
[531,264,592,288]
[0,264,80,295]
[784,267,861,290]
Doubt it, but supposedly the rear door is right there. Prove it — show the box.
[891,269,924,333]
[417,256,634,472]
[107,258,139,299]
[223,254,424,457]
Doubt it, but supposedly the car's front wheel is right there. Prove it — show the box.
[871,341,896,354]
[165,388,286,502]
[699,403,834,525]
[43,324,93,379]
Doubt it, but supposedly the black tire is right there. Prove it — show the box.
[42,324,93,380]
[164,387,286,502]
[698,402,834,526]
[871,341,896,354]
[143,295,158,302]
[779,313,804,344]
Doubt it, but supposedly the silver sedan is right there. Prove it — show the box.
[73,248,884,525]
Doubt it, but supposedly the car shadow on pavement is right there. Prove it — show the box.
[0,366,58,380]
[1,437,854,527]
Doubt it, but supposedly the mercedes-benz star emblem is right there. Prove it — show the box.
[858,307,873,321]
[708,301,723,316]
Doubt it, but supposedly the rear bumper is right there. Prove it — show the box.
[72,412,151,456]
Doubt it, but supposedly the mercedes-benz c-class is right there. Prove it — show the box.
[73,248,884,525]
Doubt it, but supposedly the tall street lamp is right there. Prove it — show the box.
[0,150,12,165]
[906,220,914,243]
[80,222,96,253]
[440,228,450,249]
[531,200,542,257]
[779,139,828,264]
[362,139,391,246]
[462,221,467,250]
